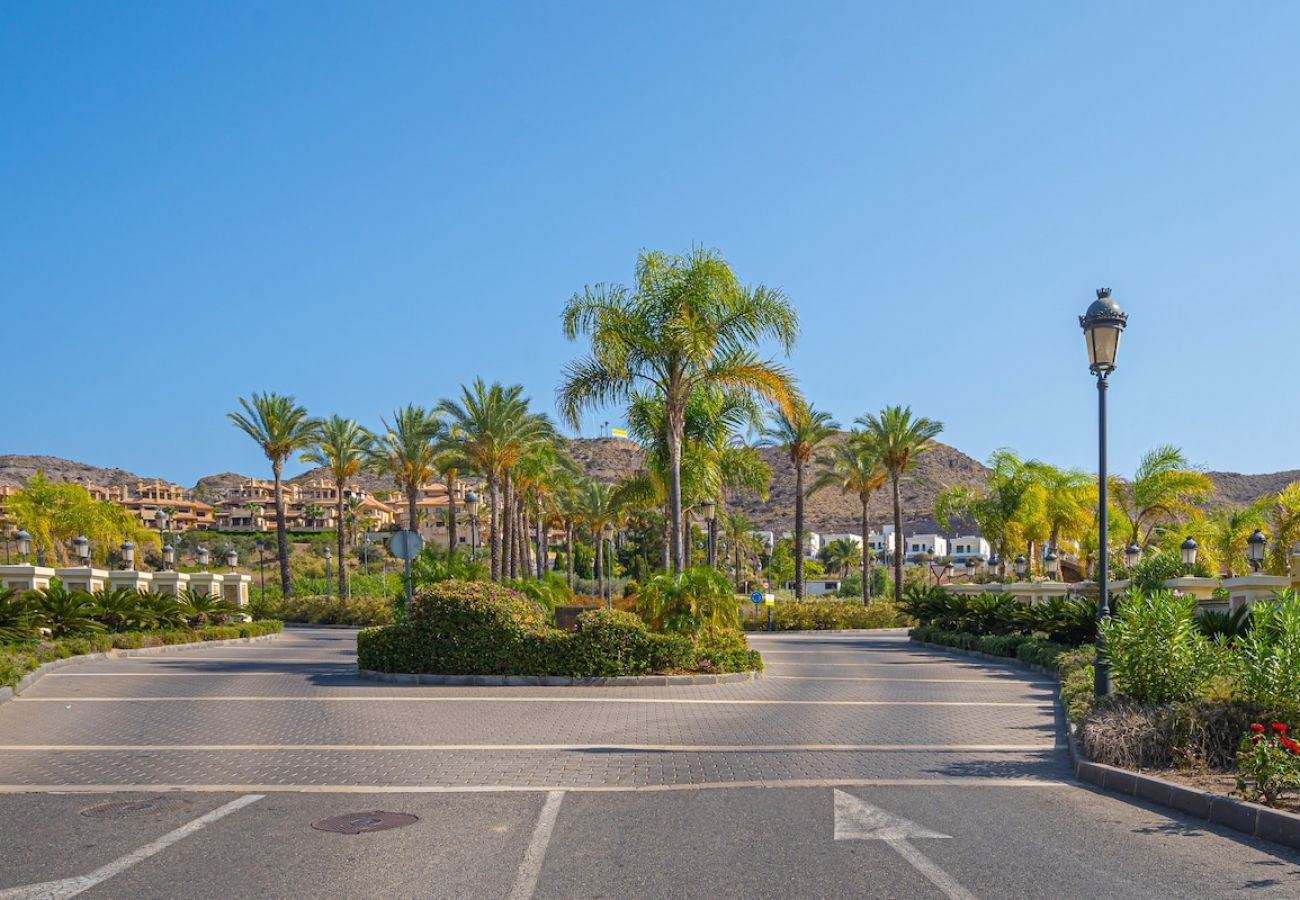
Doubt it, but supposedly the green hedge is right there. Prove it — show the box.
[1,620,283,690]
[251,594,394,626]
[742,599,914,632]
[357,581,761,677]
[909,624,1076,673]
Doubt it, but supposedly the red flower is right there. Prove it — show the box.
[1272,723,1289,735]
[1251,723,1266,733]
[1283,738,1300,755]
[1252,735,1262,745]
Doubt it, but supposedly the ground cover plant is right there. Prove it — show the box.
[357,577,761,678]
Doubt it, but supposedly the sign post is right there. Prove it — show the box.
[764,593,775,631]
[388,530,424,624]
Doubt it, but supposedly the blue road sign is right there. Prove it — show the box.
[750,591,763,605]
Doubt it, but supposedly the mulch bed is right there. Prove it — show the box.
[1139,767,1300,816]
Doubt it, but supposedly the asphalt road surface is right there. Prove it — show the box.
[0,626,1297,899]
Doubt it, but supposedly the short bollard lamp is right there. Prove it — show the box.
[15,529,31,563]
[1124,541,1141,570]
[1043,549,1058,579]
[198,546,210,571]
[225,547,238,570]
[1015,554,1027,577]
[1180,537,1198,574]
[74,534,91,565]
[120,540,135,571]
[162,544,175,571]
[1247,529,1268,573]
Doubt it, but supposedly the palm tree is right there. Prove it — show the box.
[1112,445,1212,548]
[228,392,318,600]
[301,415,374,600]
[811,432,886,603]
[558,246,799,572]
[857,405,944,602]
[303,503,327,528]
[436,380,552,580]
[1267,482,1300,575]
[366,405,441,552]
[934,450,1034,580]
[762,402,839,600]
[821,538,862,579]
[575,479,620,602]
[1026,461,1094,569]
[1203,501,1269,577]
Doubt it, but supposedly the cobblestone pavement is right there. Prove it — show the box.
[0,627,1065,789]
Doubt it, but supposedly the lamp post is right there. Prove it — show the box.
[1124,541,1141,571]
[198,546,210,572]
[162,544,175,571]
[465,491,481,562]
[1015,554,1027,579]
[74,534,91,567]
[703,499,717,568]
[324,546,333,599]
[155,509,169,568]
[1081,286,1128,698]
[15,529,32,564]
[120,540,135,571]
[1043,549,1058,580]
[1180,537,1198,575]
[225,547,238,571]
[987,553,1000,580]
[602,521,615,609]
[362,536,371,576]
[1247,529,1267,573]
[255,538,266,605]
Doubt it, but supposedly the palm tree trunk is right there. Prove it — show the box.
[595,530,604,599]
[565,520,574,589]
[794,460,805,601]
[520,507,531,578]
[488,474,501,580]
[661,507,671,572]
[861,495,871,606]
[503,473,515,579]
[683,512,692,569]
[273,460,292,600]
[446,474,458,553]
[891,473,903,602]
[535,504,545,578]
[336,482,348,600]
[667,411,685,573]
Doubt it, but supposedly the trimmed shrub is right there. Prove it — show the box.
[743,599,912,632]
[695,627,764,673]
[258,594,395,627]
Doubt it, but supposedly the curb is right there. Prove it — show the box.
[358,668,762,687]
[908,638,1058,678]
[908,634,1300,852]
[0,632,282,707]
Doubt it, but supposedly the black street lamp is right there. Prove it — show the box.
[15,529,32,564]
[1043,549,1058,580]
[602,521,615,609]
[324,546,333,599]
[198,546,210,572]
[1124,541,1141,570]
[155,509,169,568]
[1180,536,1198,575]
[1014,554,1027,578]
[1247,529,1267,573]
[987,553,1000,579]
[74,534,91,567]
[120,540,135,571]
[162,544,175,571]
[255,538,266,604]
[225,547,238,571]
[702,499,717,568]
[1081,287,1128,697]
[465,491,481,562]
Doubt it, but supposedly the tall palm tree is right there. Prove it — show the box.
[576,479,620,602]
[762,402,839,599]
[811,433,886,603]
[935,450,1033,579]
[301,415,374,600]
[1267,481,1300,575]
[858,405,944,602]
[228,392,318,599]
[1112,444,1212,548]
[366,405,441,551]
[558,247,799,573]
[436,380,552,580]
[821,538,862,578]
[1026,461,1094,566]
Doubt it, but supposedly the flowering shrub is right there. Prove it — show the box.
[1236,722,1300,807]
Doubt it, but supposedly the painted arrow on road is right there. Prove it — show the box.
[833,789,976,900]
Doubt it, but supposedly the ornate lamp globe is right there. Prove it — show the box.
[1180,536,1198,573]
[702,499,717,520]
[1043,549,1058,577]
[1247,529,1268,570]
[162,544,175,569]
[155,509,167,530]
[73,534,91,564]
[1079,288,1128,375]
[120,540,135,568]
[198,546,210,569]
[1124,541,1141,569]
[324,546,332,560]
[225,548,238,569]
[1014,554,1027,576]
[15,529,32,560]
[465,491,480,519]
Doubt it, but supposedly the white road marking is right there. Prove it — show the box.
[0,793,263,899]
[0,779,1071,794]
[17,696,1049,707]
[0,742,1056,753]
[833,789,976,900]
[765,674,1054,685]
[507,790,564,900]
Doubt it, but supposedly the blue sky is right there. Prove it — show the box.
[4,2,1298,487]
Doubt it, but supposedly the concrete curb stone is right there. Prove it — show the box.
[0,632,282,706]
[358,668,761,687]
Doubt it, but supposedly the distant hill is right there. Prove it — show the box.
[0,455,154,489]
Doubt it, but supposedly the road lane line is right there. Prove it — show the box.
[0,793,263,899]
[0,779,1072,794]
[0,742,1057,753]
[508,790,564,900]
[886,838,977,900]
[765,675,1055,685]
[16,697,1050,707]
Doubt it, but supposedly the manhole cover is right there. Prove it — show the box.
[311,811,419,834]
[81,797,189,819]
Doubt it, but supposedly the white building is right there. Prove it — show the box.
[820,533,863,549]
[904,534,948,559]
[949,535,991,561]
[782,577,841,596]
[867,528,896,561]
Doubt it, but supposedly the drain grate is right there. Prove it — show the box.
[81,797,190,819]
[311,811,419,834]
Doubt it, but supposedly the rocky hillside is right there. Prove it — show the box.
[1205,469,1300,507]
[0,455,154,489]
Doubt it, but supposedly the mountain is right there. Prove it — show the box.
[1205,470,1300,507]
[0,455,155,489]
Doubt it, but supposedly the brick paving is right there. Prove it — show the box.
[0,626,1069,789]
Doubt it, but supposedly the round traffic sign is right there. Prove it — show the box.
[388,530,424,561]
[750,591,763,605]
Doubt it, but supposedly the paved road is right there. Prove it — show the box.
[0,626,1296,898]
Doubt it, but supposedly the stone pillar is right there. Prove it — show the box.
[107,570,154,593]
[220,573,252,608]
[187,572,222,598]
[1162,576,1220,605]
[1220,574,1290,612]
[54,567,109,594]
[151,571,191,599]
[0,565,56,594]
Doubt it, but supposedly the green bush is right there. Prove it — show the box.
[635,567,740,634]
[0,620,282,690]
[1231,592,1300,716]
[743,598,912,632]
[257,594,395,627]
[356,580,760,677]
[1100,589,1221,704]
